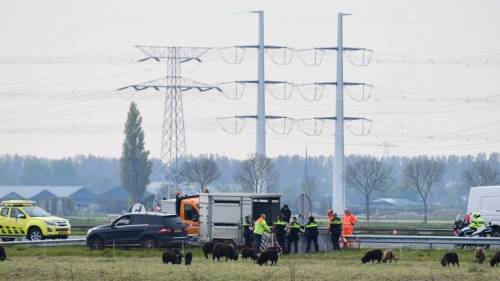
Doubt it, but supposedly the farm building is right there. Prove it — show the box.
[97,186,155,214]
[0,185,96,215]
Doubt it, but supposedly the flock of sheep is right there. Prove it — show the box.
[162,243,500,269]
[1,243,499,269]
[360,247,500,268]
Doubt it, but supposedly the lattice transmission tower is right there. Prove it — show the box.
[119,46,220,182]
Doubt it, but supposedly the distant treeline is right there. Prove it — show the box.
[0,153,499,209]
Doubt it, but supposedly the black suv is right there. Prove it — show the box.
[86,212,187,249]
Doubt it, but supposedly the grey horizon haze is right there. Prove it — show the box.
[1,0,500,159]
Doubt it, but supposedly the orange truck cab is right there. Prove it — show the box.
[161,195,200,235]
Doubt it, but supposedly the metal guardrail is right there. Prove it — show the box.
[344,235,500,248]
[2,235,500,249]
[0,238,86,246]
[70,225,454,236]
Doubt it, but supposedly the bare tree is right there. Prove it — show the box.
[301,177,316,199]
[235,154,279,193]
[179,156,220,193]
[403,157,445,223]
[345,156,392,222]
[463,160,500,187]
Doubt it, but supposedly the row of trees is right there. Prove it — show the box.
[1,102,499,222]
[179,154,278,193]
[344,155,500,222]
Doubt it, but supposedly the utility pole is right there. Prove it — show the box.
[333,13,350,214]
[253,10,266,157]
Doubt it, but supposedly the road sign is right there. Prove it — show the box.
[296,193,312,225]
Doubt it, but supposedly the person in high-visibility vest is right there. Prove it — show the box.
[286,217,302,254]
[242,215,253,248]
[328,212,342,250]
[469,211,486,230]
[253,214,271,251]
[342,209,357,248]
[274,215,287,252]
[305,216,319,253]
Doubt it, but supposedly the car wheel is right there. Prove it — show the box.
[27,227,43,241]
[88,237,104,250]
[1,238,15,242]
[142,237,156,249]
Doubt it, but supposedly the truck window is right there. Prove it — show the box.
[184,204,199,222]
[0,208,9,217]
[10,208,23,218]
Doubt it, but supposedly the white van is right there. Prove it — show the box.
[467,186,500,236]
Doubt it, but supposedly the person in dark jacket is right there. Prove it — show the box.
[286,217,302,254]
[274,215,287,253]
[328,212,342,250]
[281,205,292,223]
[305,216,319,253]
[243,215,253,248]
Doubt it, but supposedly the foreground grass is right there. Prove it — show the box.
[1,246,499,281]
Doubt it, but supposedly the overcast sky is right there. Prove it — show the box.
[1,0,500,159]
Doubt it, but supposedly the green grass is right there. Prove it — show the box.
[1,246,498,281]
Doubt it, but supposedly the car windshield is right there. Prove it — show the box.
[24,206,51,217]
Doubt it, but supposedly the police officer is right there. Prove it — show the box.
[274,215,287,253]
[287,217,301,254]
[328,212,342,250]
[305,216,319,253]
[243,215,253,248]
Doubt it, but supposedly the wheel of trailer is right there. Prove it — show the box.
[88,236,104,250]
[27,227,43,241]
[142,237,156,249]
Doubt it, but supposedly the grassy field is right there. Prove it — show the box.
[1,246,499,281]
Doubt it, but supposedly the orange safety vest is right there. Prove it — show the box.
[342,214,357,235]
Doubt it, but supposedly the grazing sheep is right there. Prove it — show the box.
[440,252,459,267]
[361,249,383,264]
[212,243,238,262]
[474,247,486,264]
[256,248,279,266]
[490,251,500,267]
[184,251,193,265]
[241,247,258,261]
[382,249,397,264]
[202,242,215,259]
[0,246,6,261]
[162,248,182,264]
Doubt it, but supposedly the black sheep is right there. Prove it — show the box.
[474,247,485,264]
[241,247,258,261]
[184,251,193,265]
[202,242,215,259]
[162,248,182,264]
[440,252,459,267]
[256,248,279,266]
[212,243,238,262]
[361,249,383,264]
[490,251,500,267]
[0,246,6,261]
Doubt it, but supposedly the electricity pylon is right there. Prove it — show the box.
[119,46,220,182]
